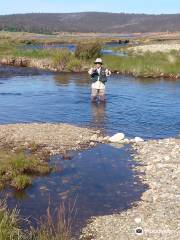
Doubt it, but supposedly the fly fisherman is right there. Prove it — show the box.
[88,58,111,102]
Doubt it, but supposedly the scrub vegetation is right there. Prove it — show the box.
[75,42,102,60]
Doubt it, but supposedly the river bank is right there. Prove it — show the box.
[0,123,102,191]
[81,138,180,240]
[0,123,101,154]
[1,54,180,79]
[1,52,180,79]
[0,37,180,78]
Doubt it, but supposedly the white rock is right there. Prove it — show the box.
[109,133,125,143]
[97,137,104,142]
[122,138,130,144]
[134,137,144,143]
[89,142,95,147]
[134,217,142,224]
[103,136,110,141]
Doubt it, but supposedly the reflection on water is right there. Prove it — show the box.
[54,73,72,85]
[91,102,106,130]
[1,144,145,235]
[54,73,89,86]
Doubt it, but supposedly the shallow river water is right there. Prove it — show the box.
[0,65,179,138]
[0,65,179,235]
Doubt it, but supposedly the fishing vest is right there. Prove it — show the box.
[90,67,107,83]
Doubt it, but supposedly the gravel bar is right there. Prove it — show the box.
[0,123,100,154]
[81,138,180,240]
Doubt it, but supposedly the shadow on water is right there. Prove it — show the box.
[0,144,146,237]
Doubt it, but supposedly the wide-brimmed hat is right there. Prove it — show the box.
[94,58,103,64]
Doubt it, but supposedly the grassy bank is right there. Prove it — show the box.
[0,147,51,190]
[0,40,100,72]
[0,38,180,78]
[103,51,180,78]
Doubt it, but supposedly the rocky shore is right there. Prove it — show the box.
[0,123,101,154]
[81,138,180,240]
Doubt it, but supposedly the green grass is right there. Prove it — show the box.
[103,51,180,76]
[0,149,51,190]
[0,40,17,56]
[12,48,51,59]
[0,200,75,240]
[0,201,24,240]
[66,58,83,72]
[11,175,32,190]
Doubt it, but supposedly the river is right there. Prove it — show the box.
[0,64,179,236]
[0,65,179,138]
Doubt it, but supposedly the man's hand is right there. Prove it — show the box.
[88,67,94,75]
[105,69,111,76]
[88,67,97,75]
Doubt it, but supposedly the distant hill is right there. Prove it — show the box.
[0,12,180,33]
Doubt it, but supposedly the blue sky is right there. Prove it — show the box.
[1,0,180,15]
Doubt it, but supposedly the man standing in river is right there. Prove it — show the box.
[88,58,111,102]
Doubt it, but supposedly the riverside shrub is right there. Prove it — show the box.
[75,42,102,60]
[66,58,82,72]
[52,49,71,70]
